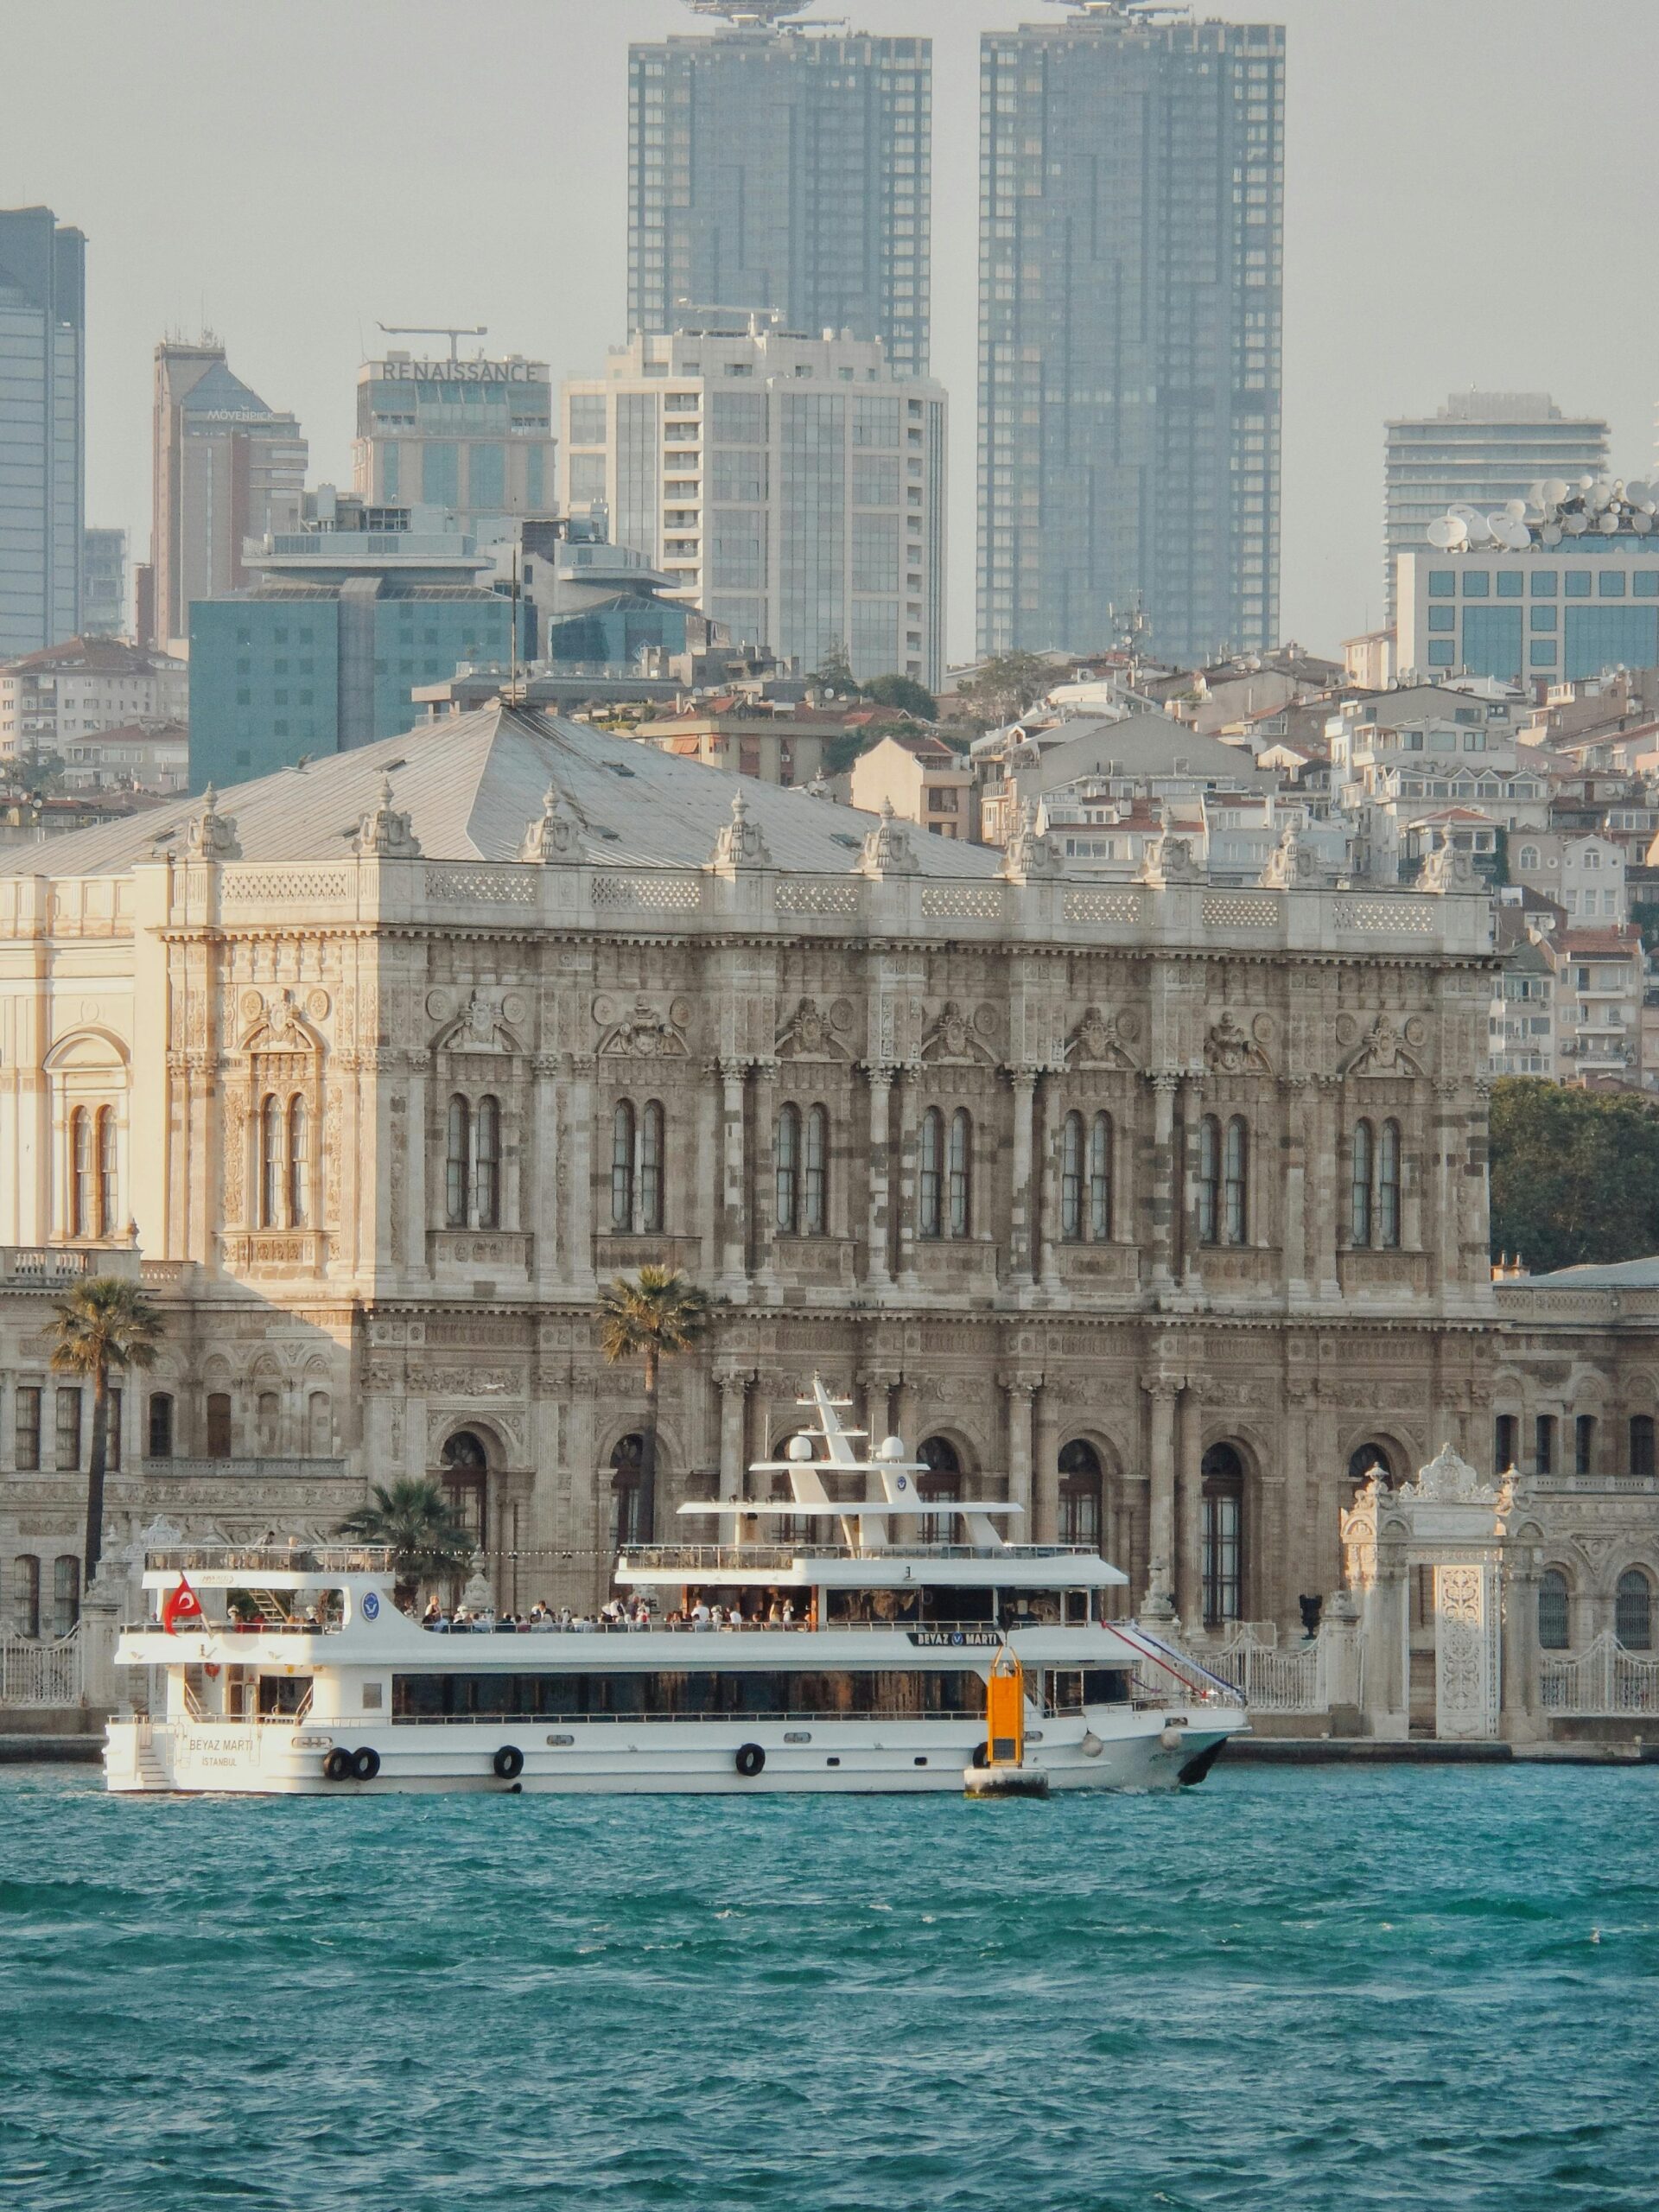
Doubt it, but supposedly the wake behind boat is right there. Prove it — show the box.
[105,1380,1246,1796]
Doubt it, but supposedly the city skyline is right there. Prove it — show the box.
[7,0,1659,666]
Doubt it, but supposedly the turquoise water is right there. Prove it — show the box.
[1,1764,1655,2211]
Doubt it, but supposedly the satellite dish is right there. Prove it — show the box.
[1450,502,1484,524]
[1627,480,1650,507]
[1564,512,1588,536]
[1541,478,1569,505]
[1427,516,1462,550]
[1523,502,1546,525]
[1541,523,1563,547]
[1580,474,1596,491]
[1503,498,1528,523]
[1599,511,1621,535]
[1529,480,1548,506]
[1505,518,1534,550]
[1633,512,1653,535]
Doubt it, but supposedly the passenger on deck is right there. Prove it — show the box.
[781,1599,796,1628]
[690,1597,710,1630]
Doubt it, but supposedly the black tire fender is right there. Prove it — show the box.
[734,1742,766,1778]
[350,1745,381,1782]
[323,1747,353,1783]
[493,1745,525,1780]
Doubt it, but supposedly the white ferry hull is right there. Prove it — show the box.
[105,1710,1240,1798]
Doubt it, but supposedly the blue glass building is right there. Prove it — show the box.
[1400,546,1659,686]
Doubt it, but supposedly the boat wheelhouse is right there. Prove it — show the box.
[105,1382,1246,1795]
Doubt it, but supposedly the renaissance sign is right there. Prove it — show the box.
[374,360,546,385]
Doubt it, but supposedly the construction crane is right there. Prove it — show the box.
[376,321,488,364]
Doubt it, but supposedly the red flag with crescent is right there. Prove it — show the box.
[162,1575,203,1632]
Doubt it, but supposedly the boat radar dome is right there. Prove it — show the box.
[785,1434,816,1461]
[877,1435,907,1461]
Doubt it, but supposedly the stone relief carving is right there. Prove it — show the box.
[919,1000,996,1065]
[594,996,689,1058]
[1064,1005,1138,1071]
[1342,1014,1426,1079]
[775,996,852,1063]
[1205,1010,1273,1076]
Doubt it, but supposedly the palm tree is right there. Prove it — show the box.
[335,1478,477,1604]
[598,1267,712,1542]
[48,1274,165,1588]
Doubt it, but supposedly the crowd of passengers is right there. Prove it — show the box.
[416,1592,808,1633]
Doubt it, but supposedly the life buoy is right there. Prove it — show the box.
[323,1747,353,1783]
[734,1743,766,1778]
[493,1745,524,1780]
[350,1745,381,1781]
[203,1662,221,1680]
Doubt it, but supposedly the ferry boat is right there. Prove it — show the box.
[105,1382,1246,1796]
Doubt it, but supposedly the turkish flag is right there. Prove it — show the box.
[162,1576,204,1633]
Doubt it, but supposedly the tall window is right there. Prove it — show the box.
[96,1108,118,1237]
[1574,1414,1596,1478]
[15,1386,41,1471]
[257,1390,281,1452]
[1535,1414,1556,1477]
[1058,1439,1102,1546]
[1536,1568,1570,1651]
[54,1388,81,1471]
[948,1109,972,1238]
[611,1103,635,1230]
[1630,1414,1655,1478]
[287,1097,308,1228]
[474,1096,500,1230]
[804,1105,828,1236]
[916,1435,960,1545]
[206,1392,232,1459]
[70,1107,93,1237]
[776,1103,801,1234]
[1351,1119,1374,1246]
[1377,1120,1402,1248]
[446,1095,471,1227]
[1089,1113,1112,1241]
[148,1391,174,1459]
[51,1556,80,1638]
[308,1391,332,1457]
[1201,1443,1245,1626]
[108,1388,122,1474]
[1224,1117,1249,1245]
[918,1108,943,1238]
[260,1094,283,1228]
[639,1102,664,1233]
[611,1433,645,1548]
[1197,1116,1220,1244]
[1495,1413,1518,1472]
[1060,1111,1084,1241]
[1616,1569,1653,1650]
[12,1554,40,1638]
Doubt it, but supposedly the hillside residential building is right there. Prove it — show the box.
[0,637,188,762]
[847,730,974,838]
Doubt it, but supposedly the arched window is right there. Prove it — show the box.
[611,1102,635,1230]
[948,1109,972,1238]
[256,1389,281,1452]
[286,1096,308,1229]
[441,1430,489,1542]
[206,1392,232,1459]
[69,1107,93,1237]
[50,1555,79,1638]
[1201,1443,1245,1627]
[1058,1438,1102,1546]
[1378,1120,1402,1249]
[1351,1119,1374,1247]
[610,1433,645,1548]
[1060,1111,1084,1241]
[918,1108,943,1238]
[639,1101,664,1232]
[474,1096,500,1229]
[776,1103,801,1235]
[1537,1568,1570,1651]
[96,1107,118,1238]
[1615,1568,1653,1650]
[260,1095,283,1229]
[1197,1116,1220,1245]
[12,1554,40,1639]
[1224,1117,1249,1246]
[1630,1414,1655,1479]
[804,1105,828,1236]
[445,1095,470,1228]
[917,1435,961,1545]
[307,1390,331,1457]
[1089,1113,1113,1242]
[1348,1442,1394,1487]
[1518,844,1540,870]
[147,1391,174,1459]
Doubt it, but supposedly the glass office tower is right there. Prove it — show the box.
[629,10,931,378]
[977,4,1283,664]
[0,207,85,658]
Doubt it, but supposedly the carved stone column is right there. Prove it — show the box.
[1007,1067,1037,1287]
[1179,1073,1203,1294]
[719,1060,747,1300]
[1281,1075,1311,1302]
[568,1056,596,1290]
[895,1071,920,1292]
[1147,1073,1179,1291]
[1002,1375,1037,1520]
[1176,1383,1205,1631]
[751,1060,779,1293]
[862,1065,893,1290]
[1141,1374,1182,1617]
[1036,1074,1062,1299]
[715,1369,750,1503]
[1033,1377,1059,1544]
[531,1054,560,1287]
[1312,1076,1342,1301]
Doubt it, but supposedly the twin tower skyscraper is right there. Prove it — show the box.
[628,2,1283,667]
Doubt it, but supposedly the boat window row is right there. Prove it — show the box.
[823,1586,1093,1627]
[391,1668,990,1722]
[1042,1669,1132,1713]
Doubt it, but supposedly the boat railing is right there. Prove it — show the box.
[619,1542,1099,1572]
[416,1616,1046,1636]
[143,1545,395,1575]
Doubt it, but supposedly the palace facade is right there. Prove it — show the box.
[0,704,1522,1636]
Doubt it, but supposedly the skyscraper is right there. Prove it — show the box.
[0,207,85,658]
[629,5,931,378]
[147,338,308,655]
[353,348,556,531]
[977,3,1283,665]
[1383,393,1609,627]
[82,527,127,638]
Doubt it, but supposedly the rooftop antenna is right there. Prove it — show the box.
[683,1,814,21]
[1043,0,1193,18]
[376,321,488,364]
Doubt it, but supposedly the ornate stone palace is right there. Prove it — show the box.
[0,705,1650,1693]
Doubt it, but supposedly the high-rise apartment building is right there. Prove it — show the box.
[1384,393,1610,626]
[629,9,931,378]
[82,527,126,637]
[148,339,308,656]
[0,207,85,658]
[978,5,1283,665]
[563,321,946,689]
[352,350,556,533]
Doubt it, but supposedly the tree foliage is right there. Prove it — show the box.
[1488,1077,1659,1274]
[951,652,1053,729]
[336,1477,476,1591]
[598,1268,713,1543]
[861,672,937,721]
[807,640,860,699]
[48,1275,165,1586]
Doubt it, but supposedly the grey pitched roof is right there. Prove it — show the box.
[1016,714,1278,795]
[1522,1256,1659,1289]
[0,705,1003,880]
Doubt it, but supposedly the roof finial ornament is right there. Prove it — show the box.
[355,772,422,859]
[709,785,773,872]
[520,780,583,864]
[186,782,240,862]
[999,798,1059,883]
[856,794,919,878]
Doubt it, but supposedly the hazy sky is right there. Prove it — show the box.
[10,0,1659,664]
